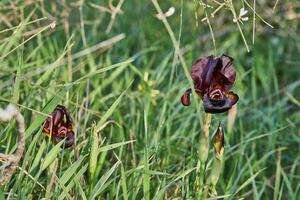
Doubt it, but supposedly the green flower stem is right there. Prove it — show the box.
[199,132,210,164]
[196,113,211,198]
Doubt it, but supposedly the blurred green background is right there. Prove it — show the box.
[0,0,299,199]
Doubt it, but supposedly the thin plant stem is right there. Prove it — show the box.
[252,0,256,44]
[199,0,217,54]
[151,0,203,125]
[227,0,250,52]
[196,113,211,198]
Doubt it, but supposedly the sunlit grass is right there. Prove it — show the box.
[0,0,299,199]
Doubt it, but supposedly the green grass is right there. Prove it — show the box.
[0,0,300,199]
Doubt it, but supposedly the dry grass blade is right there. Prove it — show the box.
[0,17,47,34]
[45,159,59,198]
[106,0,125,33]
[0,22,56,60]
[227,0,250,52]
[199,0,217,54]
[0,97,51,118]
[25,33,126,78]
[243,0,274,28]
[17,166,46,190]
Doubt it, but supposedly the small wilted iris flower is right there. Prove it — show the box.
[42,105,74,148]
[181,55,239,113]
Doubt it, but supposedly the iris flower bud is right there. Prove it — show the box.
[214,122,224,160]
[209,122,225,188]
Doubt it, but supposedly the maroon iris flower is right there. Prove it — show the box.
[181,55,239,113]
[42,105,74,148]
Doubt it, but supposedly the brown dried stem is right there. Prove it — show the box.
[0,104,25,185]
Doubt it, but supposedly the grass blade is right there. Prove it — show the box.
[89,161,121,200]
[41,139,65,171]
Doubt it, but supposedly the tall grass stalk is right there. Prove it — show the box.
[196,113,211,198]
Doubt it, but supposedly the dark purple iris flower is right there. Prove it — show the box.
[42,105,74,148]
[181,55,239,113]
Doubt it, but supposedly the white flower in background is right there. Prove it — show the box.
[156,7,175,20]
[50,21,56,29]
[233,7,249,23]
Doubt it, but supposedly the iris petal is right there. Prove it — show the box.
[181,88,192,106]
[225,91,239,105]
[52,109,63,128]
[53,130,74,148]
[202,56,220,91]
[203,91,239,113]
[190,55,236,97]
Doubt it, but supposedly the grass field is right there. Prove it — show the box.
[0,0,300,199]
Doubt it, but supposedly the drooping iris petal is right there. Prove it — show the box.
[225,91,239,107]
[181,88,192,106]
[203,91,239,113]
[42,119,51,135]
[53,131,74,148]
